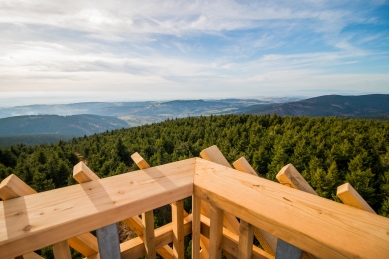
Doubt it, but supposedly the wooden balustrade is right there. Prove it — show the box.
[1,146,389,259]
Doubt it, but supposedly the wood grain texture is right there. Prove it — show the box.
[194,158,389,259]
[276,164,317,195]
[96,223,121,259]
[192,195,201,259]
[238,220,254,259]
[200,214,273,259]
[68,234,99,257]
[131,152,151,169]
[0,174,37,200]
[172,200,185,259]
[120,214,192,259]
[73,162,100,184]
[52,240,72,259]
[0,158,195,259]
[142,210,157,259]
[337,183,376,214]
[209,203,224,259]
[233,156,277,255]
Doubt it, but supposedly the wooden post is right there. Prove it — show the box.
[52,240,72,259]
[276,164,319,259]
[142,210,157,259]
[209,204,224,259]
[96,223,121,259]
[172,200,185,259]
[337,183,375,214]
[131,153,174,259]
[233,157,277,255]
[238,220,254,259]
[192,195,201,259]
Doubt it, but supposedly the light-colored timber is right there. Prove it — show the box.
[238,220,254,259]
[52,240,72,259]
[73,162,100,184]
[0,174,36,201]
[194,158,389,259]
[200,215,273,259]
[233,156,277,255]
[209,203,224,259]
[172,200,185,259]
[131,152,151,169]
[0,159,195,258]
[337,182,376,214]
[1,149,388,259]
[192,195,201,259]
[142,210,157,259]
[276,164,317,195]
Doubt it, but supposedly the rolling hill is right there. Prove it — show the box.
[245,94,389,118]
[0,114,128,137]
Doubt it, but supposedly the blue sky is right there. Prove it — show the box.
[0,0,388,106]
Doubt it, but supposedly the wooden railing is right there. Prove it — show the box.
[1,146,388,259]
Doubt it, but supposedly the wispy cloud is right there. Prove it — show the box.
[0,0,388,105]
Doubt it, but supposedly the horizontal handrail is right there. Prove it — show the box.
[194,158,389,259]
[0,158,195,258]
[1,157,389,259]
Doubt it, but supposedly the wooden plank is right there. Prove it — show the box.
[73,162,100,184]
[0,174,36,200]
[130,152,175,259]
[275,239,302,259]
[192,195,201,259]
[131,152,151,169]
[200,214,273,259]
[199,145,241,236]
[337,183,376,214]
[68,234,99,257]
[276,164,317,195]
[142,210,157,259]
[275,164,318,259]
[172,200,185,259]
[0,158,195,259]
[17,252,45,259]
[96,223,121,259]
[233,157,277,255]
[194,158,389,259]
[120,214,192,259]
[238,220,254,259]
[52,240,72,259]
[209,203,223,259]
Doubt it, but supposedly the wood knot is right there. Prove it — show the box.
[14,211,24,216]
[283,197,292,202]
[118,190,124,195]
[24,225,32,232]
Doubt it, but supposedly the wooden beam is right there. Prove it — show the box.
[120,214,192,259]
[96,223,121,259]
[276,164,317,195]
[233,157,277,255]
[0,158,195,259]
[337,183,376,214]
[130,152,175,259]
[275,239,302,259]
[0,174,36,200]
[192,195,201,259]
[68,234,99,257]
[73,162,100,183]
[238,220,254,259]
[209,203,224,259]
[194,158,389,259]
[142,210,157,259]
[131,152,151,169]
[52,240,72,259]
[172,200,185,259]
[200,214,273,259]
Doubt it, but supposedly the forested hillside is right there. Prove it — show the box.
[0,114,388,257]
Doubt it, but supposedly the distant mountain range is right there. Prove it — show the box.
[245,94,389,119]
[0,114,128,137]
[0,94,388,147]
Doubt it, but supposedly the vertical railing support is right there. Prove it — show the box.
[237,220,254,259]
[192,195,201,259]
[172,200,185,259]
[209,204,224,259]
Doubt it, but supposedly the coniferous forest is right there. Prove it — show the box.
[1,114,389,258]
